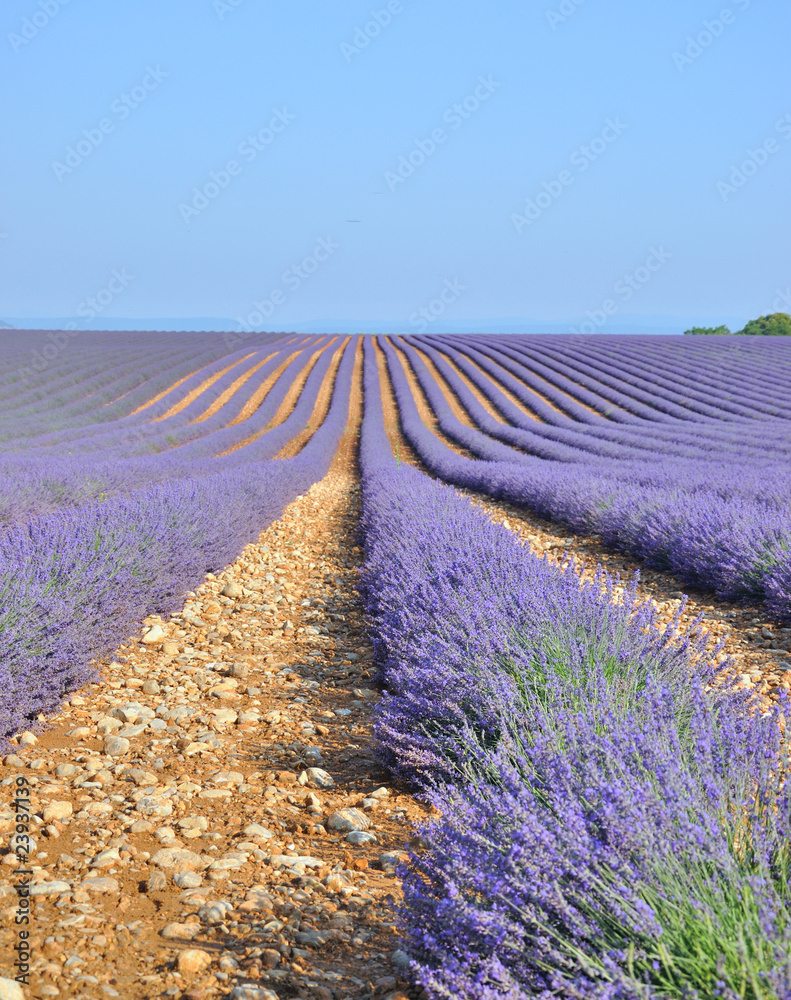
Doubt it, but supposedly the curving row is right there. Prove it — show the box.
[0,333,356,738]
[379,335,791,619]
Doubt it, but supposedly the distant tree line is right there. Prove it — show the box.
[684,313,791,336]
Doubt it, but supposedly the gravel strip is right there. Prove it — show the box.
[0,469,425,1000]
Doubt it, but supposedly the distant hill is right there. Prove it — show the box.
[3,318,237,332]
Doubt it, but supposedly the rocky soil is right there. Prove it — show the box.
[0,468,426,1000]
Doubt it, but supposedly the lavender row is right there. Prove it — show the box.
[0,332,259,433]
[584,339,791,418]
[359,337,791,999]
[0,340,345,524]
[383,338,791,618]
[0,339,281,449]
[0,338,354,738]
[526,339,791,421]
[421,337,791,466]
[415,339,714,463]
[507,335,791,419]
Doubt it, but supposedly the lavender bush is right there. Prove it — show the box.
[358,336,791,999]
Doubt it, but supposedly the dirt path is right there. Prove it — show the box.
[0,349,424,1000]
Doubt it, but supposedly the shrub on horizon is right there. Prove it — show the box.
[737,313,791,336]
[682,325,731,335]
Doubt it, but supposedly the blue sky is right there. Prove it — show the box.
[1,0,789,333]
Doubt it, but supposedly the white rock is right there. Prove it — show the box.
[212,709,238,725]
[174,871,203,889]
[151,848,203,870]
[327,808,370,832]
[80,877,120,893]
[91,848,121,868]
[160,920,201,940]
[30,880,71,896]
[242,823,274,840]
[346,830,376,845]
[208,857,246,871]
[298,767,335,789]
[210,770,244,786]
[104,736,130,757]
[0,977,26,1000]
[229,986,279,1000]
[177,949,212,975]
[142,624,166,644]
[136,796,173,818]
[42,801,73,822]
[178,816,208,832]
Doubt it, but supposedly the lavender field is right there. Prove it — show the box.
[3,330,791,999]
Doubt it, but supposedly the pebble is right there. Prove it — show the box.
[136,796,173,818]
[129,820,154,834]
[0,979,25,1000]
[160,921,201,940]
[177,949,213,975]
[242,823,274,839]
[91,848,121,868]
[142,624,165,644]
[179,816,209,832]
[346,830,377,845]
[42,801,73,822]
[103,736,130,757]
[30,880,71,896]
[327,808,370,832]
[147,871,168,892]
[174,871,203,889]
[229,986,279,1000]
[2,755,26,768]
[298,767,335,789]
[391,949,411,970]
[198,901,233,924]
[295,929,328,947]
[80,877,120,893]
[151,848,202,870]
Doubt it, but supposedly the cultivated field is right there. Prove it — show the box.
[1,332,790,1000]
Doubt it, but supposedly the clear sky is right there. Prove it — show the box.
[2,0,790,334]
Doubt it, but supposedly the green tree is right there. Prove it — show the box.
[683,325,731,336]
[736,312,791,336]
